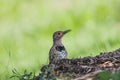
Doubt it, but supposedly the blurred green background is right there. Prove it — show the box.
[0,0,120,79]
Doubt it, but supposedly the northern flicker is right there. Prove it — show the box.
[49,29,71,64]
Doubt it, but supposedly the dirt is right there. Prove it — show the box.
[34,48,120,80]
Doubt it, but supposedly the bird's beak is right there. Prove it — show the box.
[63,29,71,34]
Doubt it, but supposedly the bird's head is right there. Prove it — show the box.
[53,29,71,41]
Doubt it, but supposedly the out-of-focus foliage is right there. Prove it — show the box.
[0,0,120,79]
[10,68,35,80]
[93,71,120,80]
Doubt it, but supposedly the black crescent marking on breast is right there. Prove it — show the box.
[55,46,65,52]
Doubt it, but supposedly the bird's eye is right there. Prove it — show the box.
[58,32,61,35]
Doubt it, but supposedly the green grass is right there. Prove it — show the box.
[0,0,120,79]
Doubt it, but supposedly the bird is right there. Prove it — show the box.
[49,29,71,64]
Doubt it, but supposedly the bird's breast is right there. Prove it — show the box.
[55,50,67,59]
[54,46,67,59]
[55,46,65,52]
